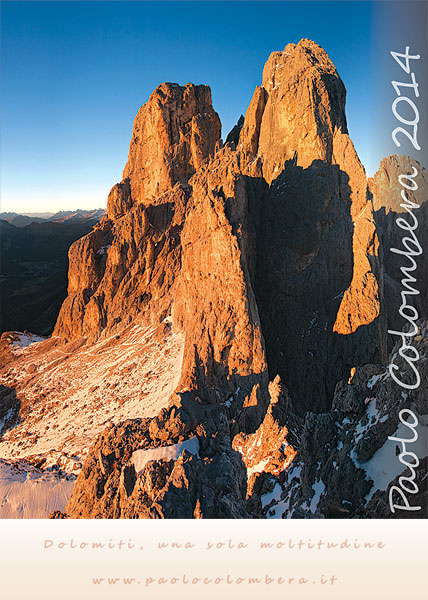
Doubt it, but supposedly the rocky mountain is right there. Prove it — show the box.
[248,319,428,518]
[0,213,47,227]
[0,39,426,519]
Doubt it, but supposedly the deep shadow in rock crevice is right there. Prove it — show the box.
[374,200,428,352]
[0,384,20,436]
[246,158,381,414]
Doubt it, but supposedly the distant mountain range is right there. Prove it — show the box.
[0,209,105,228]
[0,209,105,335]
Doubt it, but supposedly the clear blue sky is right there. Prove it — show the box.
[1,1,389,213]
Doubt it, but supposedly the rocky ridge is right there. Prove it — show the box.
[256,319,428,519]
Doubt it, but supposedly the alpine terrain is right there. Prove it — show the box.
[1,39,426,519]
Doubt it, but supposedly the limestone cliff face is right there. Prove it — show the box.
[55,82,221,343]
[54,185,191,340]
[244,40,348,179]
[370,155,428,345]
[173,147,268,415]
[55,41,384,416]
[54,81,269,432]
[370,154,427,214]
[121,82,221,206]
[49,39,391,518]
[236,39,385,412]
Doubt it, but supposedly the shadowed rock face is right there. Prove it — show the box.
[7,39,402,519]
[55,40,384,416]
[237,39,385,412]
[65,406,251,519]
[256,319,428,519]
[369,155,428,350]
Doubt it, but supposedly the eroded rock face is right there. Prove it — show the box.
[257,40,347,178]
[121,82,221,206]
[55,39,384,416]
[65,399,250,519]
[173,146,269,415]
[232,375,302,506]
[256,319,428,519]
[236,39,385,412]
[54,185,191,340]
[55,82,221,340]
[369,155,428,349]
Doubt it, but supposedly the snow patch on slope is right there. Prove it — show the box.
[12,332,46,350]
[0,459,74,519]
[351,411,428,502]
[131,437,200,475]
[262,463,302,519]
[0,320,186,518]
[307,477,326,513]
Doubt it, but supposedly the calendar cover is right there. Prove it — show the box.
[0,1,427,597]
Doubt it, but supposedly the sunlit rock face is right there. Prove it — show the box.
[122,82,221,206]
[54,82,222,344]
[54,40,385,416]
[47,77,272,518]
[3,39,406,520]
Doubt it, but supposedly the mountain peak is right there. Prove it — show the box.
[239,38,348,183]
[118,81,221,212]
[262,38,340,92]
